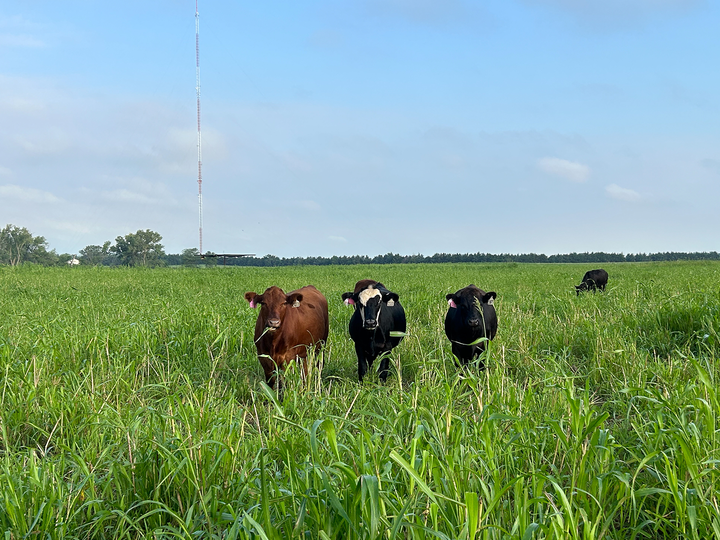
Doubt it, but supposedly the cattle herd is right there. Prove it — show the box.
[244,269,608,395]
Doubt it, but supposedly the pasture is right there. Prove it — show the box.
[1,261,719,539]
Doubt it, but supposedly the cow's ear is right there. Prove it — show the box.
[286,293,303,307]
[383,291,399,305]
[483,291,497,306]
[446,293,457,309]
[245,292,260,308]
[342,292,356,306]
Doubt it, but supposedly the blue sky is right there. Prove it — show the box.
[1,0,718,257]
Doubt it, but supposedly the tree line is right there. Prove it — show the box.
[211,251,720,266]
[1,223,718,268]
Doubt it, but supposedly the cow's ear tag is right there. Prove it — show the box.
[448,299,457,309]
[249,300,257,309]
[292,299,300,308]
[487,297,494,306]
[344,298,355,306]
[386,299,395,307]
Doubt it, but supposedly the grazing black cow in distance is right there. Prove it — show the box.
[444,285,498,369]
[342,280,406,382]
[575,269,609,295]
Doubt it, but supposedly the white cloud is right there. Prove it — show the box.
[360,0,476,25]
[0,15,49,48]
[4,98,46,113]
[280,152,314,174]
[701,159,720,174]
[308,29,345,49]
[11,133,71,156]
[537,157,590,182]
[99,188,178,206]
[606,183,641,202]
[295,200,322,212]
[100,189,154,204]
[521,0,701,26]
[0,34,45,48]
[46,220,93,234]
[93,175,180,207]
[0,184,62,203]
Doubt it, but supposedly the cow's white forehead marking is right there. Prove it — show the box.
[358,288,381,306]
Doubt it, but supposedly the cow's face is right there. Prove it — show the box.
[245,286,303,330]
[446,288,496,328]
[342,286,399,330]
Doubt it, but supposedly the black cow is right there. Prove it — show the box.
[342,280,406,382]
[575,269,609,295]
[444,285,498,369]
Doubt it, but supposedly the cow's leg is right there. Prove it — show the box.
[356,343,369,382]
[260,355,288,400]
[451,343,468,367]
[297,353,309,385]
[472,346,486,371]
[378,351,391,383]
[259,355,278,389]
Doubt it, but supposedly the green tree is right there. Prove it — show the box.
[27,245,58,266]
[58,253,76,266]
[111,229,166,267]
[79,241,112,266]
[181,247,200,267]
[201,251,218,267]
[0,224,54,266]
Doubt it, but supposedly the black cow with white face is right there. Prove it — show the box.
[444,285,498,369]
[342,280,406,382]
[575,269,609,295]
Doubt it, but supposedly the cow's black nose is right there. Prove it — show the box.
[364,319,377,329]
[468,318,480,327]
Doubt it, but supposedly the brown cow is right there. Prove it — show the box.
[244,285,329,392]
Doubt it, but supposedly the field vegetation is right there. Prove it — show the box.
[1,261,719,539]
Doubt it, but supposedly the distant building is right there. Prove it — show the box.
[68,257,80,266]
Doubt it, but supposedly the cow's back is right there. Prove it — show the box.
[582,269,608,287]
[281,285,329,347]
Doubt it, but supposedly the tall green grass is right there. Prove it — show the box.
[1,261,719,538]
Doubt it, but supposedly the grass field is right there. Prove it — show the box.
[1,261,719,539]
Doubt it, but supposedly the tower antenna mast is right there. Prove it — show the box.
[190,3,254,264]
[195,0,203,255]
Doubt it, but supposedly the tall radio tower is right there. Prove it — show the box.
[195,0,203,255]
